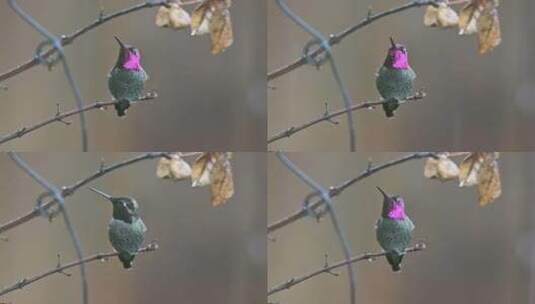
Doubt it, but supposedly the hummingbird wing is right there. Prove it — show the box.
[139,218,148,233]
[142,68,149,82]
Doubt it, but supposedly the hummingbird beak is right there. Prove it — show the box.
[89,187,113,202]
[376,186,389,199]
[114,36,126,50]
[389,37,396,48]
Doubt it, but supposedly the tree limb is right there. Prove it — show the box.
[268,0,439,81]
[0,93,157,146]
[7,152,88,304]
[0,243,159,297]
[268,243,426,296]
[0,1,170,83]
[0,152,188,235]
[276,152,357,304]
[268,93,425,144]
[268,152,438,233]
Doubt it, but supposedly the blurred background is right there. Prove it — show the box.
[269,153,534,303]
[268,1,534,151]
[0,0,265,151]
[0,152,265,304]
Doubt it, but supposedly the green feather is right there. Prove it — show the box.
[376,66,416,118]
[376,217,414,272]
[108,68,148,116]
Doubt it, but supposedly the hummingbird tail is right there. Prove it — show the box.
[114,99,131,117]
[385,252,403,272]
[118,253,135,269]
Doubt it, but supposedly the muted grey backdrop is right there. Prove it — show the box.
[268,1,533,151]
[0,152,266,304]
[269,153,533,304]
[0,0,266,151]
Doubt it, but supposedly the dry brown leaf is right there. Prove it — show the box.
[191,1,211,35]
[423,157,440,178]
[190,0,233,54]
[191,152,215,187]
[155,3,191,30]
[459,153,484,187]
[210,152,234,206]
[424,154,460,181]
[423,5,439,27]
[425,151,501,206]
[477,158,501,205]
[424,3,459,28]
[477,8,501,54]
[209,5,233,54]
[458,0,502,54]
[156,154,192,181]
[458,153,482,187]
[458,2,479,35]
[190,152,234,206]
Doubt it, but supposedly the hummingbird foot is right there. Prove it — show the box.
[118,252,135,269]
[382,98,400,118]
[114,99,131,117]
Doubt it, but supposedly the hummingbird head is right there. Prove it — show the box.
[376,186,407,220]
[114,36,142,71]
[383,37,410,70]
[89,187,140,224]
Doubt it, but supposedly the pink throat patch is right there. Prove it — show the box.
[123,52,142,71]
[390,50,409,70]
[387,201,407,220]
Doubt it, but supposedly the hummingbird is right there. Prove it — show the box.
[108,36,149,117]
[375,37,416,118]
[375,186,415,272]
[89,187,147,269]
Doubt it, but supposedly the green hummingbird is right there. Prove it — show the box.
[108,36,149,117]
[89,187,147,269]
[375,186,415,272]
[376,37,416,118]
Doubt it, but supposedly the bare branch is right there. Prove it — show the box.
[7,152,88,304]
[276,152,356,304]
[0,152,199,235]
[268,243,426,296]
[0,93,158,146]
[268,152,438,233]
[268,93,425,144]
[268,0,439,81]
[0,243,159,297]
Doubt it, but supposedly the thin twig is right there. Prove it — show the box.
[0,93,158,146]
[275,0,357,151]
[268,243,426,296]
[0,1,170,83]
[268,0,439,81]
[276,153,356,304]
[7,153,88,304]
[268,152,438,233]
[0,243,159,297]
[0,152,198,235]
[268,93,425,144]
